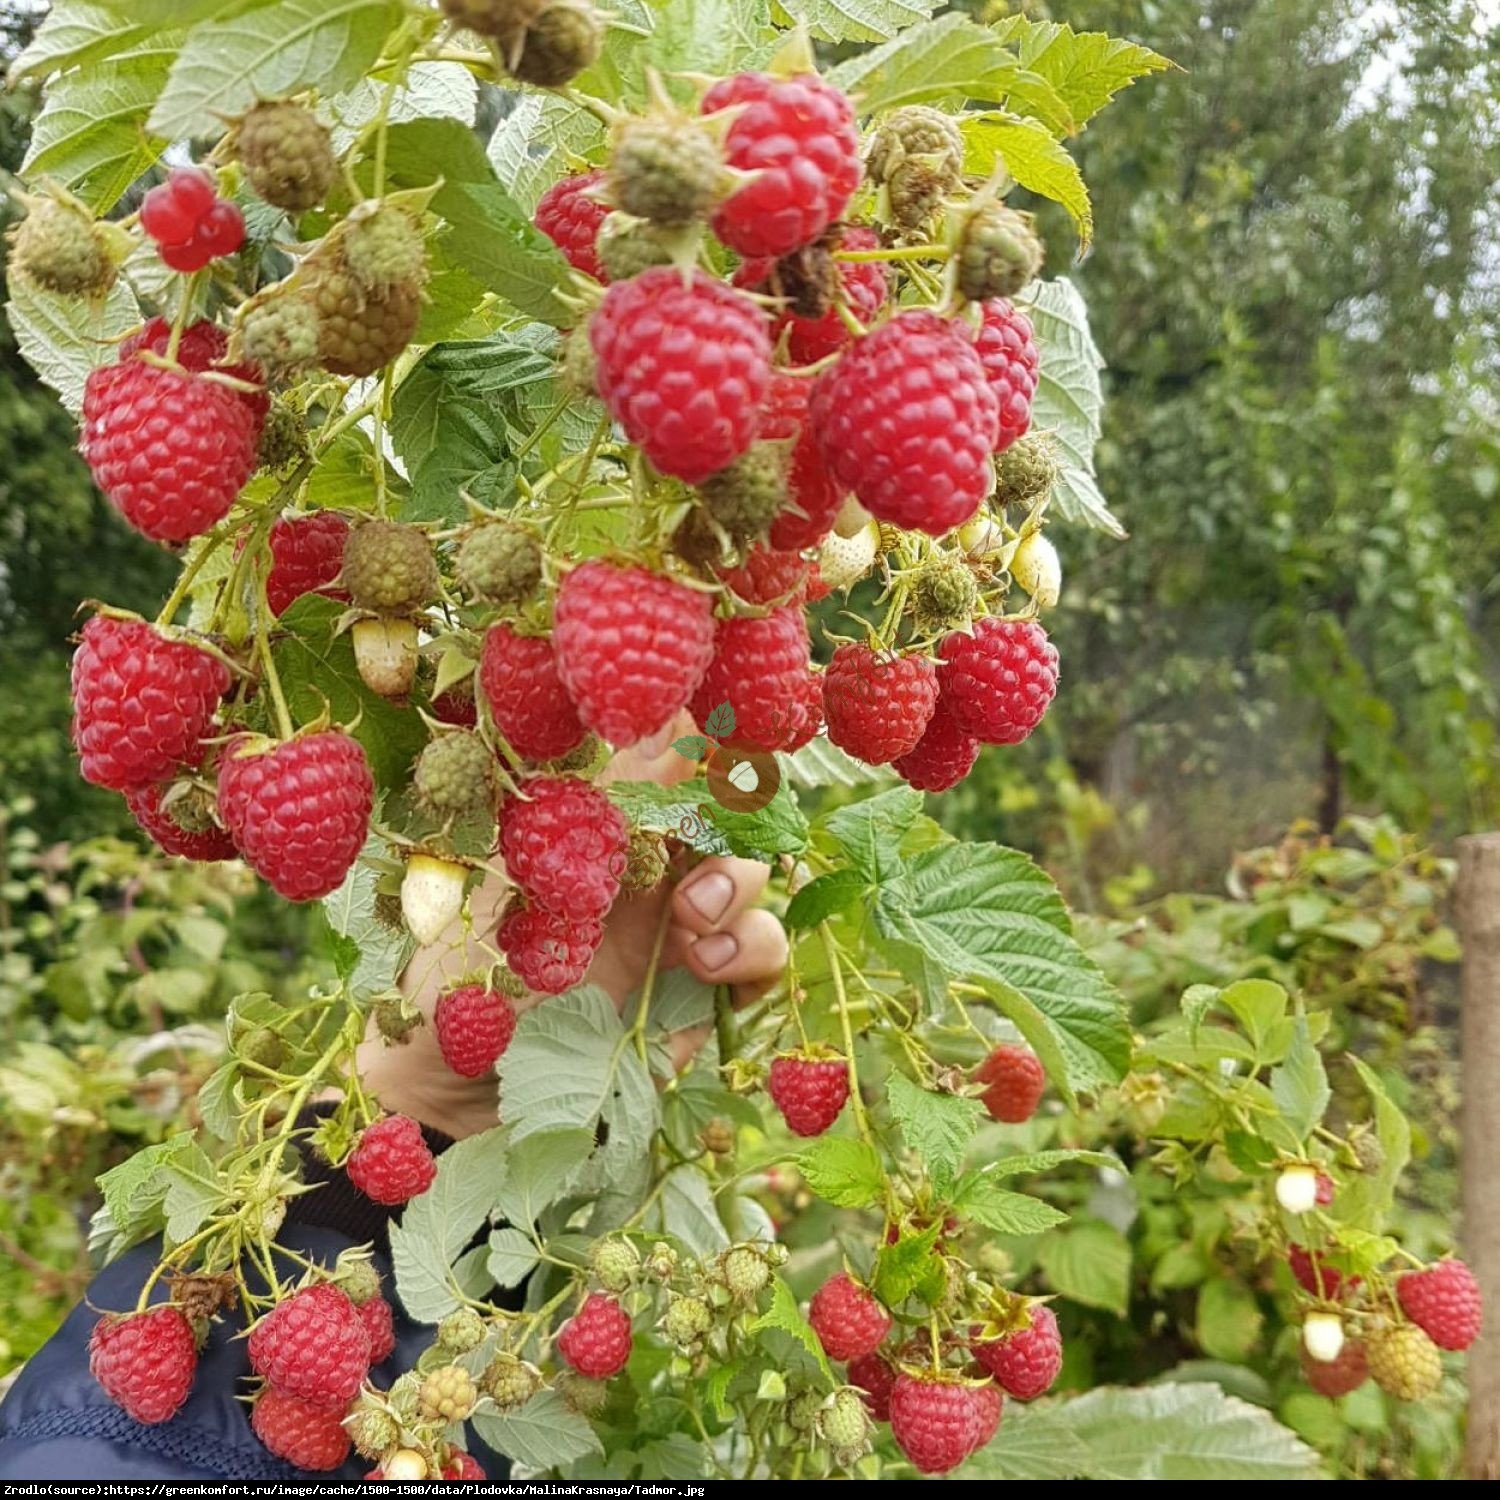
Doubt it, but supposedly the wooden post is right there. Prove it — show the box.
[1460,833,1500,1479]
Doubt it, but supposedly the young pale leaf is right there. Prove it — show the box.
[796,1137,886,1208]
[644,0,774,79]
[873,1219,945,1306]
[1220,979,1289,1058]
[487,1227,541,1290]
[886,1073,984,1192]
[163,1142,222,1245]
[1269,1017,1330,1143]
[472,1389,603,1471]
[962,111,1092,245]
[1037,1219,1132,1315]
[9,3,153,85]
[488,92,606,213]
[990,16,1174,128]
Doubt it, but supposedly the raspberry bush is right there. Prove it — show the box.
[7,0,1471,1483]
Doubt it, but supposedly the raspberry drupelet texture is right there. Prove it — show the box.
[589,268,771,484]
[892,698,980,793]
[216,732,374,902]
[1397,1259,1483,1351]
[703,72,861,259]
[88,1307,198,1426]
[498,901,603,995]
[557,1293,633,1380]
[140,169,245,272]
[938,618,1059,746]
[973,1304,1062,1399]
[716,544,813,606]
[1288,1244,1360,1300]
[847,1350,897,1421]
[767,1054,850,1136]
[553,560,715,746]
[1367,1321,1443,1401]
[358,1295,397,1365]
[82,319,266,544]
[247,1284,371,1409]
[237,101,337,213]
[71,617,232,791]
[501,776,630,923]
[346,1114,438,1206]
[822,643,939,765]
[888,1374,984,1475]
[250,1388,353,1471]
[690,608,811,752]
[266,513,351,617]
[759,371,847,551]
[808,1273,893,1362]
[435,983,518,1078]
[125,782,239,862]
[810,309,1000,536]
[479,623,588,763]
[974,1043,1047,1123]
[1302,1340,1368,1398]
[534,170,609,281]
[971,299,1041,454]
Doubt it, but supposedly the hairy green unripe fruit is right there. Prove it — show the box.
[240,295,321,379]
[699,1118,735,1155]
[440,0,546,39]
[309,260,422,377]
[596,215,677,281]
[910,554,980,634]
[866,106,965,232]
[510,0,602,88]
[344,521,439,615]
[993,432,1059,508]
[414,732,497,820]
[698,443,788,546]
[590,1237,641,1294]
[1368,1322,1443,1401]
[334,1256,383,1306]
[646,1242,678,1282]
[258,398,312,474]
[343,207,427,294]
[237,102,337,212]
[720,1246,770,1301]
[455,523,542,605]
[482,1352,541,1409]
[620,827,670,893]
[237,1025,286,1071]
[818,1387,872,1459]
[345,1396,401,1459]
[438,1307,487,1354]
[561,326,599,398]
[956,202,1045,303]
[374,994,424,1042]
[558,1373,610,1417]
[662,1296,712,1349]
[10,196,115,297]
[786,1389,823,1433]
[418,1365,478,1423]
[610,117,722,225]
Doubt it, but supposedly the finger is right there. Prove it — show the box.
[600,708,698,788]
[673,856,771,936]
[682,907,787,990]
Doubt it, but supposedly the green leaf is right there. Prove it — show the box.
[644,0,773,79]
[1333,1059,1411,1230]
[785,869,869,932]
[647,1165,730,1258]
[1195,1276,1263,1364]
[1181,984,1221,1042]
[6,275,141,416]
[195,1064,239,1141]
[645,967,717,1035]
[471,1389,602,1471]
[150,0,403,139]
[673,735,711,761]
[704,784,809,861]
[873,1219,945,1306]
[97,1133,194,1244]
[1269,1017,1329,1144]
[962,111,1092,244]
[487,1226,541,1290]
[1220,979,1289,1059]
[750,1276,833,1382]
[10,3,153,84]
[796,1137,885,1208]
[829,13,1018,115]
[487,92,606,213]
[703,702,737,739]
[774,0,939,46]
[436,181,575,326]
[886,1073,984,1193]
[1038,1218,1132,1315]
[322,834,412,999]
[780,735,888,790]
[979,1147,1121,1181]
[821,785,924,882]
[494,1127,594,1228]
[952,1179,1068,1236]
[990,16,1173,128]
[163,1142,221,1245]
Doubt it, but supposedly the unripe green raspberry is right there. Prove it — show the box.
[699,1118,735,1154]
[646,1243,678,1282]
[1351,1128,1385,1173]
[596,215,677,281]
[620,827,669,893]
[956,201,1045,303]
[438,1307,487,1354]
[909,554,980,634]
[237,101,337,213]
[344,520,439,615]
[558,1372,610,1416]
[510,0,602,88]
[662,1296,713,1349]
[818,1387,872,1458]
[698,443,788,546]
[418,1365,478,1424]
[413,731,497,820]
[440,0,546,39]
[345,1395,401,1458]
[342,206,427,294]
[258,398,312,474]
[374,994,424,1042]
[561,326,599,398]
[785,1389,823,1433]
[993,432,1059,508]
[720,1246,770,1301]
[455,523,542,606]
[239,294,321,378]
[482,1352,541,1409]
[237,1025,286,1071]
[610,116,722,225]
[866,107,965,232]
[589,1237,641,1294]
[333,1253,383,1306]
[1368,1322,1443,1401]
[10,196,114,297]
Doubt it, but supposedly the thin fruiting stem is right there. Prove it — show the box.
[819,921,873,1141]
[630,897,675,1064]
[254,567,296,741]
[835,244,947,263]
[165,270,207,363]
[155,531,227,627]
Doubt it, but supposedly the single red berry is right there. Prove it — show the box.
[358,1295,397,1366]
[557,1292,633,1379]
[716,544,812,605]
[443,1452,486,1480]
[82,318,265,543]
[432,684,479,728]
[1302,1339,1368,1398]
[589,267,771,483]
[810,310,1000,536]
[71,616,231,791]
[267,513,352,617]
[89,1306,198,1425]
[974,1044,1046,1124]
[248,1284,371,1410]
[553,560,715,746]
[217,732,373,902]
[892,698,980,793]
[1397,1259,1483,1352]
[251,1387,353,1471]
[157,201,246,273]
[125,781,239,862]
[690,607,810,752]
[973,1304,1061,1400]
[479,623,588,762]
[938,618,1059,746]
[501,776,629,922]
[761,371,846,551]
[435,983,518,1079]
[809,1273,892,1363]
[888,1373,983,1475]
[847,1350,897,1422]
[967,1381,1003,1456]
[498,901,603,995]
[140,168,216,245]
[823,643,939,765]
[704,72,860,258]
[783,666,825,753]
[767,1053,850,1137]
[534,169,608,281]
[970,299,1040,454]
[1288,1244,1359,1300]
[346,1114,437,1206]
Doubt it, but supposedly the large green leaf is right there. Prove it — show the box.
[1038,1218,1132,1315]
[962,111,1092,245]
[5,275,139,416]
[322,834,412,999]
[643,0,773,78]
[435,182,575,327]
[990,16,1174,128]
[774,0,939,46]
[9,3,155,83]
[886,1072,984,1193]
[796,1136,885,1208]
[472,1389,602,1471]
[1269,1017,1330,1144]
[829,13,1019,115]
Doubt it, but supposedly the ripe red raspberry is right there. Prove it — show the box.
[251,1387,353,1471]
[892,699,980,793]
[125,782,239,862]
[767,1053,849,1136]
[810,310,1000,536]
[1302,1339,1368,1398]
[141,168,245,272]
[823,644,939,765]
[589,268,771,482]
[248,1284,370,1409]
[217,732,374,902]
[809,1273,892,1362]
[973,1304,1061,1399]
[703,72,860,258]
[938,618,1059,746]
[346,1114,437,1206]
[82,318,265,543]
[968,1381,1002,1456]
[71,616,231,791]
[557,1292,633,1379]
[498,901,603,995]
[432,683,479,728]
[761,371,846,552]
[784,667,825,753]
[888,1373,983,1475]
[970,299,1040,454]
[534,169,608,281]
[435,983,518,1078]
[1397,1259,1483,1351]
[501,776,629,922]
[444,1452,487,1480]
[1288,1244,1360,1301]
[358,1295,397,1365]
[716,544,812,605]
[847,1350,897,1421]
[88,1306,198,1425]
[267,513,351,617]
[553,560,715,746]
[974,1043,1046,1124]
[690,608,810,752]
[479,623,587,762]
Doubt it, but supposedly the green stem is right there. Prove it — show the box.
[155,532,227,627]
[254,572,296,741]
[819,922,873,1141]
[835,244,947,263]
[714,982,737,1068]
[165,270,207,363]
[630,898,674,1064]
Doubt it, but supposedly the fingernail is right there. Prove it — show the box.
[694,933,738,972]
[683,871,734,923]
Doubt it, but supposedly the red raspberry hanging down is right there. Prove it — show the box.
[479,622,588,763]
[250,1388,353,1471]
[444,1451,486,1480]
[760,371,847,552]
[1288,1243,1360,1300]
[501,776,630,923]
[767,1053,850,1136]
[498,900,603,995]
[690,607,811,753]
[847,1350,897,1421]
[217,731,374,902]
[716,544,813,606]
[82,319,266,544]
[892,698,980,793]
[968,1381,1003,1456]
[972,1304,1062,1399]
[346,1114,437,1206]
[971,299,1041,454]
[248,1283,371,1410]
[808,1273,893,1362]
[589,267,771,483]
[938,618,1059,746]
[435,982,518,1078]
[810,309,1000,536]
[140,167,245,272]
[1396,1259,1483,1351]
[557,1292,633,1379]
[71,616,231,791]
[974,1043,1046,1123]
[266,512,351,617]
[703,72,861,258]
[553,559,715,747]
[822,643,939,766]
[534,169,609,282]
[88,1306,198,1426]
[888,1373,988,1475]
[358,1294,397,1365]
[1302,1339,1368,1398]
[125,781,239,863]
